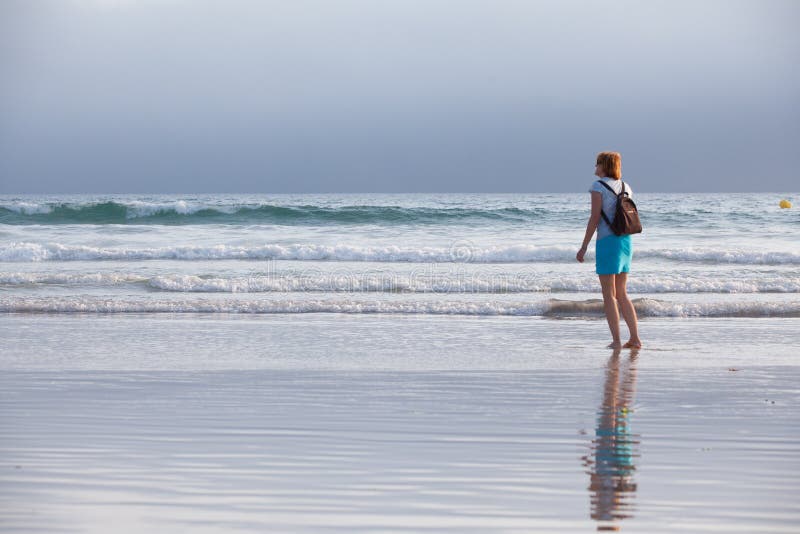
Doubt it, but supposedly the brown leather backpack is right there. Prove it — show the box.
[596,180,642,236]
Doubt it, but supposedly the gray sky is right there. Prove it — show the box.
[1,0,797,193]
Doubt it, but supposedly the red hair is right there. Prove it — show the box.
[596,152,622,179]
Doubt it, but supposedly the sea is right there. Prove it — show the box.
[1,192,798,317]
[2,192,800,532]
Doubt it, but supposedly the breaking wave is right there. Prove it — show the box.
[2,271,799,293]
[3,241,800,265]
[0,201,540,225]
[2,296,798,318]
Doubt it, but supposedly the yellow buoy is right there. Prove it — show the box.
[779,199,792,208]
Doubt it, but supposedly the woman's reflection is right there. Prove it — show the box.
[583,348,640,531]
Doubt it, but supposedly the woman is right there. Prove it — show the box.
[576,152,642,349]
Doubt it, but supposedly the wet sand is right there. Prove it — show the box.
[1,314,799,533]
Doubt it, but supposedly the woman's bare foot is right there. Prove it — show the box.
[623,339,642,349]
[607,341,622,349]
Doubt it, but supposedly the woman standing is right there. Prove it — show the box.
[576,152,642,349]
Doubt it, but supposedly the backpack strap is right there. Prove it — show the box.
[596,180,616,194]
[594,180,616,227]
[597,179,629,196]
[598,208,614,228]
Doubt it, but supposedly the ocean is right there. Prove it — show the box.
[2,193,800,532]
[1,192,799,317]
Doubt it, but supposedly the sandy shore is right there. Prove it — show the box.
[1,314,799,533]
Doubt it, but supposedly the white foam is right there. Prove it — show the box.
[125,200,190,217]
[0,202,53,215]
[644,248,800,265]
[2,270,798,293]
[123,200,242,217]
[0,296,549,316]
[2,296,798,317]
[0,272,145,285]
[147,274,800,294]
[546,297,800,317]
[641,298,800,317]
[4,241,800,265]
[0,200,234,218]
[0,242,575,263]
[146,274,561,293]
[624,276,800,294]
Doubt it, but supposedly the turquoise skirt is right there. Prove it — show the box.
[595,234,632,275]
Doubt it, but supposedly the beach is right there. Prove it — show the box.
[3,0,798,529]
[1,313,799,533]
[1,193,799,532]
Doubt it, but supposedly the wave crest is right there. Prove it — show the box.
[0,201,537,225]
[2,296,798,318]
[3,271,798,294]
[3,241,800,265]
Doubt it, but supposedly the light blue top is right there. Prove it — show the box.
[589,177,633,240]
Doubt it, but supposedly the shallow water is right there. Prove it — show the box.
[1,314,798,533]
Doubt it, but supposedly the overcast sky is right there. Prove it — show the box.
[0,0,797,193]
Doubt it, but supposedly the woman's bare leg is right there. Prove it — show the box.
[599,274,621,348]
[614,272,642,348]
